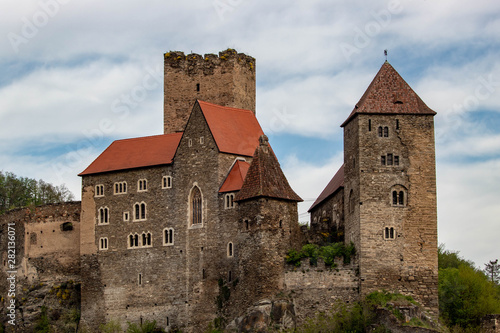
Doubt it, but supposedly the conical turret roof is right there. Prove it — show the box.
[341,62,436,127]
[235,135,302,203]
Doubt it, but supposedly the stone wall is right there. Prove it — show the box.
[0,202,81,331]
[284,258,359,325]
[163,49,256,134]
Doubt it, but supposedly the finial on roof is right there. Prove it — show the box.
[384,49,388,62]
[259,134,269,146]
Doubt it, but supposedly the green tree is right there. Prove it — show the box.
[439,245,500,330]
[0,171,74,214]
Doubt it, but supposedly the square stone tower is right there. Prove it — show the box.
[163,49,256,134]
[341,62,439,315]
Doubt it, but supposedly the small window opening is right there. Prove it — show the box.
[228,242,233,257]
[387,153,393,165]
[381,156,386,165]
[394,156,399,166]
[368,119,372,131]
[279,220,282,228]
[384,127,389,137]
[378,127,383,137]
[202,269,206,279]
[228,271,232,282]
[396,119,400,129]
[196,83,200,92]
[245,219,249,230]
[138,273,142,285]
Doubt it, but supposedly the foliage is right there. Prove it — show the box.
[126,320,165,333]
[484,259,500,284]
[34,306,51,333]
[438,243,475,270]
[0,171,74,214]
[438,245,500,331]
[285,242,356,267]
[99,320,122,333]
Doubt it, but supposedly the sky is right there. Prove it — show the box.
[1,0,499,268]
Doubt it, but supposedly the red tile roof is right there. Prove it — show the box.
[219,160,250,193]
[235,135,302,202]
[198,100,264,157]
[341,62,436,127]
[308,165,344,212]
[78,133,183,176]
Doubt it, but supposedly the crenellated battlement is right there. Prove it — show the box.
[164,49,255,75]
[163,48,256,134]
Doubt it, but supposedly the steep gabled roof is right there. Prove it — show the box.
[78,133,183,176]
[341,62,436,127]
[308,165,344,212]
[219,160,250,193]
[235,135,302,203]
[198,100,264,157]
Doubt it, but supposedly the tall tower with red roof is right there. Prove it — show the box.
[341,61,438,315]
[163,49,256,134]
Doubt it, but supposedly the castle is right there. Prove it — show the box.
[0,48,438,332]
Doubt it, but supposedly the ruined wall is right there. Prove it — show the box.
[164,49,256,134]
[0,202,81,330]
[352,114,438,315]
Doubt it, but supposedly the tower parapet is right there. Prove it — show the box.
[163,48,256,134]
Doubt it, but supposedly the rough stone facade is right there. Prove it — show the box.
[0,202,81,331]
[163,49,256,134]
[311,62,439,316]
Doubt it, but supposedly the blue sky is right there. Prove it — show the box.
[1,0,499,268]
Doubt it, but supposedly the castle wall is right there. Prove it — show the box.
[0,202,81,283]
[284,258,359,325]
[163,49,256,134]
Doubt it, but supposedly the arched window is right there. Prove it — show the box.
[162,176,172,189]
[191,186,202,225]
[378,126,383,137]
[383,126,389,137]
[134,202,147,221]
[138,179,148,192]
[384,227,395,240]
[224,193,235,209]
[164,228,174,245]
[99,237,108,250]
[227,242,234,257]
[98,207,109,224]
[391,186,407,207]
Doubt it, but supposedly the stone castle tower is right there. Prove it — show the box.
[341,62,438,313]
[163,49,256,134]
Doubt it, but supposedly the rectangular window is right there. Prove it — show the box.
[394,156,399,166]
[138,179,147,192]
[387,154,393,165]
[138,273,142,285]
[114,182,127,194]
[123,211,129,222]
[200,136,204,144]
[396,119,400,130]
[368,119,371,131]
[381,156,386,165]
[99,237,108,250]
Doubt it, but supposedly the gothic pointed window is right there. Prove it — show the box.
[191,186,202,225]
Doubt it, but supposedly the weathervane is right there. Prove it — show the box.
[384,49,388,62]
